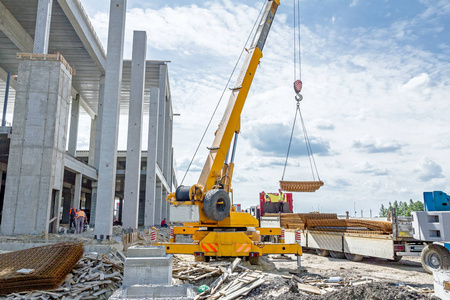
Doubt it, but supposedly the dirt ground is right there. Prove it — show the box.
[276,250,433,286]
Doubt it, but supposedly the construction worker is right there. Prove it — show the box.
[161,218,168,228]
[76,209,87,234]
[69,205,77,231]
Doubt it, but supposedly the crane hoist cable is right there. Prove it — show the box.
[180,1,267,186]
[279,0,324,193]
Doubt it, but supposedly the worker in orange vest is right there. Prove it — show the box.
[69,206,77,231]
[76,210,87,234]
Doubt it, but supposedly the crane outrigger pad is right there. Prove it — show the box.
[279,180,324,192]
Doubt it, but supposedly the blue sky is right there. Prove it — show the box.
[78,0,450,216]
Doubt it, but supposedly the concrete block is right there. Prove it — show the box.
[170,205,199,223]
[127,246,165,258]
[434,270,450,299]
[123,255,173,286]
[110,284,195,300]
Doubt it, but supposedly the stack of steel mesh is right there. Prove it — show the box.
[0,243,83,295]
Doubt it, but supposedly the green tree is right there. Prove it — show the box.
[378,199,424,217]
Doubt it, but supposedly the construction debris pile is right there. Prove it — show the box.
[245,274,433,300]
[268,213,392,233]
[1,249,124,299]
[173,257,265,300]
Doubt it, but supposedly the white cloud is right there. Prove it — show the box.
[352,137,403,154]
[415,157,444,182]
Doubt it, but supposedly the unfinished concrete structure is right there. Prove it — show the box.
[0,0,175,236]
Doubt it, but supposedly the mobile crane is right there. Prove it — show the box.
[159,0,302,264]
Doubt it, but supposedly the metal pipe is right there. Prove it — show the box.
[230,132,239,163]
[2,71,10,126]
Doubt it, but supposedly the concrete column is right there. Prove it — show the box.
[88,116,97,166]
[1,56,72,235]
[61,189,71,223]
[68,94,79,156]
[161,189,167,220]
[89,181,97,226]
[90,75,105,227]
[144,88,159,227]
[94,0,127,238]
[118,198,123,224]
[33,0,53,54]
[156,65,167,171]
[94,75,105,170]
[163,96,170,178]
[154,181,162,226]
[74,173,82,209]
[123,31,147,230]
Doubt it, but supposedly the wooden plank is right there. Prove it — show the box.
[297,283,322,295]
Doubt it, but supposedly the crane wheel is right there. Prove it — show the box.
[421,244,450,274]
[203,189,231,221]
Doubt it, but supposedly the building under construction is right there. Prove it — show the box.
[0,0,175,237]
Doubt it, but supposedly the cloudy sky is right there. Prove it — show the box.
[78,0,450,216]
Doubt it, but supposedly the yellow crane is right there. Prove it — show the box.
[160,0,302,265]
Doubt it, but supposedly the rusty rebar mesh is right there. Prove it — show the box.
[0,243,84,295]
[306,219,392,234]
[309,228,385,235]
[264,213,338,230]
[279,180,324,192]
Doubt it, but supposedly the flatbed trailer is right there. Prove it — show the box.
[299,229,424,261]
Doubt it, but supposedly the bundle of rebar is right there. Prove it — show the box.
[279,180,324,192]
[306,219,393,234]
[265,213,338,229]
[0,243,84,295]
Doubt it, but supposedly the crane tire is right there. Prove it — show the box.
[421,244,450,274]
[203,189,231,221]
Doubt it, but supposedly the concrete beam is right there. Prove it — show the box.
[64,155,97,180]
[33,0,53,54]
[70,87,96,119]
[0,1,34,52]
[156,65,167,171]
[0,66,16,90]
[123,31,147,229]
[57,0,106,74]
[94,0,127,238]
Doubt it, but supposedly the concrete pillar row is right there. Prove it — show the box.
[94,0,127,238]
[144,88,159,227]
[123,30,147,230]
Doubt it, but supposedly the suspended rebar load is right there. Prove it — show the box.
[280,180,324,192]
[280,1,323,193]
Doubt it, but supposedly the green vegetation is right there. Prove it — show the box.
[379,199,424,217]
